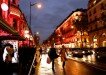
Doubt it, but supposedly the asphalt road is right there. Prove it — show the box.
[33,54,106,75]
[65,59,106,75]
[1,54,105,75]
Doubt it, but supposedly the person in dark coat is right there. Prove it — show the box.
[48,46,58,72]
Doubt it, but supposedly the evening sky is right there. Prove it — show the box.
[19,0,88,43]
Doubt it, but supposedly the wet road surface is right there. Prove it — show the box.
[34,54,106,75]
[65,59,106,75]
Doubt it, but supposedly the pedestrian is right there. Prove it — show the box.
[48,45,59,72]
[59,45,67,70]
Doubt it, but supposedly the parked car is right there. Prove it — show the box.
[82,48,93,56]
[71,48,93,58]
[95,47,106,59]
[71,48,83,58]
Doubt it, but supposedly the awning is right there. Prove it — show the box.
[0,35,25,41]
[0,17,18,35]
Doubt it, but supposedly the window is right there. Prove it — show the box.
[93,8,96,14]
[101,3,104,10]
[93,0,96,4]
[89,11,92,16]
[95,23,97,29]
[91,26,92,31]
[13,19,17,30]
[103,4,106,10]
[101,3,106,10]
[94,16,97,21]
[11,0,16,4]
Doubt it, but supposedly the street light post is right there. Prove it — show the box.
[29,2,42,26]
[29,2,42,46]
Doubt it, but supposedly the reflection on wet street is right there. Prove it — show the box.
[73,54,97,64]
[35,54,53,75]
[65,59,106,75]
[70,52,106,71]
[35,54,63,75]
[34,53,106,75]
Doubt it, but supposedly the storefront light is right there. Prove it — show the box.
[71,26,74,29]
[25,34,30,39]
[24,30,29,34]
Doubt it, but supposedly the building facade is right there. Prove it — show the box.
[87,0,106,48]
[0,0,35,47]
[44,9,89,48]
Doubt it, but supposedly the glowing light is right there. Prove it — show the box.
[25,34,30,38]
[24,30,29,34]
[62,38,65,39]
[36,32,39,35]
[71,26,74,29]
[36,3,42,8]
[1,3,8,11]
[58,34,61,37]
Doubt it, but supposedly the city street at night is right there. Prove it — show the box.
[65,59,106,75]
[0,0,106,75]
[32,53,106,75]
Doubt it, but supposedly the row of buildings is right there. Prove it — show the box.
[43,0,106,48]
[0,0,35,50]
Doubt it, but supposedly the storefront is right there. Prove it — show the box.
[0,17,25,63]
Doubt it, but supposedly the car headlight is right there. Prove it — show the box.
[82,51,85,54]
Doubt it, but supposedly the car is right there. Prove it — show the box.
[82,48,93,56]
[95,47,106,59]
[71,48,83,58]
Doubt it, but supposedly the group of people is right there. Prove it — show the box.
[48,45,68,73]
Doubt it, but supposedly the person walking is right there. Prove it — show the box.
[48,45,59,72]
[59,45,67,70]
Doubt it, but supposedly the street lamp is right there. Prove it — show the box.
[30,2,42,27]
[28,2,42,47]
[36,31,39,35]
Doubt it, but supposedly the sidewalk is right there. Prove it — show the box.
[34,54,64,75]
